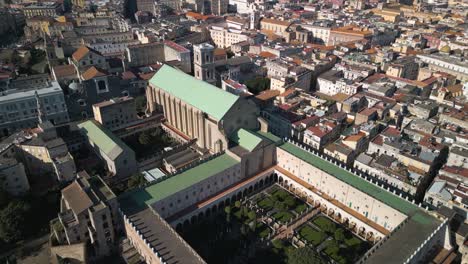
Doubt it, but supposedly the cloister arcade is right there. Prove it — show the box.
[171,169,384,243]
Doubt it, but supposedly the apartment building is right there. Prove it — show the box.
[0,81,69,137]
[125,41,191,73]
[260,18,292,34]
[210,0,228,15]
[70,46,108,72]
[0,143,30,196]
[92,97,139,131]
[17,121,76,182]
[209,26,250,49]
[417,53,468,82]
[23,2,62,18]
[52,172,119,257]
[386,56,419,80]
[316,70,361,95]
[327,25,373,46]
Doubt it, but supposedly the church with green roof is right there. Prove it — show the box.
[146,65,259,153]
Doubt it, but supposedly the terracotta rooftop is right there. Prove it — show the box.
[72,46,98,61]
[52,64,76,78]
[358,107,377,116]
[62,181,93,215]
[343,132,366,142]
[331,25,372,36]
[259,51,277,59]
[261,18,292,27]
[214,48,227,56]
[255,89,280,101]
[81,66,107,81]
[121,71,137,80]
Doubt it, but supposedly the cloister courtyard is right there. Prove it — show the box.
[176,182,371,264]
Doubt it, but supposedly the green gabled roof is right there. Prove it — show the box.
[77,120,134,159]
[255,130,282,145]
[149,65,239,120]
[120,153,239,211]
[230,128,263,152]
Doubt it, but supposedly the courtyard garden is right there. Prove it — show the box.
[122,127,176,159]
[254,185,309,224]
[295,214,371,264]
[178,184,370,264]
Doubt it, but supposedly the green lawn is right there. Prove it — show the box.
[294,203,307,214]
[257,223,271,238]
[272,211,294,223]
[323,240,347,264]
[271,189,291,200]
[257,197,274,211]
[345,236,362,247]
[298,225,327,246]
[313,215,337,233]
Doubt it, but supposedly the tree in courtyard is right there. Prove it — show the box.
[224,206,231,223]
[127,173,146,189]
[241,206,249,217]
[322,220,335,234]
[326,240,340,255]
[29,48,46,65]
[283,196,296,209]
[247,211,256,221]
[0,200,30,243]
[138,130,153,145]
[135,96,147,113]
[334,228,345,242]
[245,77,271,95]
[235,201,241,208]
[287,247,324,264]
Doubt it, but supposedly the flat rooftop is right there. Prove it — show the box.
[127,207,205,264]
[119,153,239,212]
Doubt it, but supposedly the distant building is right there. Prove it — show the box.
[0,81,69,137]
[125,41,191,73]
[210,0,228,15]
[23,2,63,18]
[70,46,108,73]
[316,70,361,95]
[136,0,155,14]
[327,25,373,46]
[92,97,139,131]
[417,53,468,82]
[260,18,291,35]
[386,56,419,80]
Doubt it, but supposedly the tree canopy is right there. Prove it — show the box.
[287,247,325,264]
[245,77,271,95]
[0,200,30,243]
[127,173,147,189]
